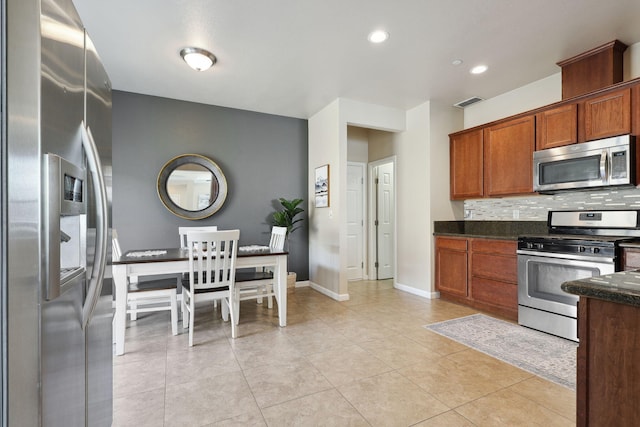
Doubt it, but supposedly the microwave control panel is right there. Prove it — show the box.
[611,150,628,179]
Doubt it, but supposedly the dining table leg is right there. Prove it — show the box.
[112,264,127,355]
[276,254,287,327]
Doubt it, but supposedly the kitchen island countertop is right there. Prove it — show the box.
[562,270,640,308]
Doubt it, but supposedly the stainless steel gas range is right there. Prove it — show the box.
[517,210,640,342]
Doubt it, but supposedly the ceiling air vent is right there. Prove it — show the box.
[453,96,484,108]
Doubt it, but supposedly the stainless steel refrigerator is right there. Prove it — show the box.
[1,0,113,425]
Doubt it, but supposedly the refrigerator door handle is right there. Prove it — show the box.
[80,122,108,330]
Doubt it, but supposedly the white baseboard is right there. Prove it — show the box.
[308,281,350,301]
[394,281,440,299]
[115,280,438,313]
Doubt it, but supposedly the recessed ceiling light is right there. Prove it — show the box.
[368,30,389,44]
[451,59,463,66]
[180,47,217,71]
[470,64,488,74]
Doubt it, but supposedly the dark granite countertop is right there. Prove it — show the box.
[434,221,548,240]
[562,270,640,308]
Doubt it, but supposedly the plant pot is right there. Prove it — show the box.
[287,272,297,288]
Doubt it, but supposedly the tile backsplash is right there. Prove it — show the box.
[464,187,640,221]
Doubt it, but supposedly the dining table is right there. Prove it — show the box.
[112,245,288,355]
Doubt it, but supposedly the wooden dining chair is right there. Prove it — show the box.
[182,229,240,345]
[112,230,178,335]
[233,226,287,324]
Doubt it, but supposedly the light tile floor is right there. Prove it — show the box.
[113,280,576,426]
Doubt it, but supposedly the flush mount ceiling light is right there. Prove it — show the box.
[470,64,488,74]
[368,30,389,43]
[180,47,217,71]
[451,59,463,66]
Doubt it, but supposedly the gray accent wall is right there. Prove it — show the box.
[112,91,309,280]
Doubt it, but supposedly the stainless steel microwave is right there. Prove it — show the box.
[533,135,637,193]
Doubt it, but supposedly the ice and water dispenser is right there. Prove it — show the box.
[44,153,87,300]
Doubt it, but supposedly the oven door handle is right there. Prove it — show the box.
[517,249,614,264]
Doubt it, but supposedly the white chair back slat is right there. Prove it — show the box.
[112,229,122,259]
[270,226,287,250]
[210,238,220,286]
[186,230,239,291]
[179,225,218,250]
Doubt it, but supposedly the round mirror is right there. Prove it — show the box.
[157,154,228,220]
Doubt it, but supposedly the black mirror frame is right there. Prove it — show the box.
[157,154,228,220]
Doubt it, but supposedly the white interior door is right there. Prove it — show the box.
[376,162,394,279]
[346,162,365,280]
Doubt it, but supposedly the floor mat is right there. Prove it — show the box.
[425,314,577,389]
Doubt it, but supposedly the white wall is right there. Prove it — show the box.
[390,102,462,297]
[308,98,405,300]
[368,129,394,161]
[464,74,561,129]
[430,102,464,222]
[391,102,433,297]
[308,100,342,298]
[347,126,369,163]
[624,41,640,81]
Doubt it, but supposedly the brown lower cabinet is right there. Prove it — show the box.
[435,236,518,320]
[577,297,640,426]
[434,236,468,297]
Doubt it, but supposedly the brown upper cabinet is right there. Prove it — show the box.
[538,88,631,146]
[448,76,640,201]
[536,104,578,150]
[450,129,483,200]
[557,40,627,99]
[483,115,535,197]
[583,87,631,141]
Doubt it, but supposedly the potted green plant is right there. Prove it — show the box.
[272,197,304,287]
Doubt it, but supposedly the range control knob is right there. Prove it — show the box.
[592,247,600,254]
[535,243,544,250]
[579,246,586,253]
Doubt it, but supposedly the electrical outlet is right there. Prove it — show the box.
[464,209,472,219]
[513,209,520,219]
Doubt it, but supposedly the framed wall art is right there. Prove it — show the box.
[314,164,330,208]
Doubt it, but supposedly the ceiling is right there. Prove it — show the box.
[74,0,640,120]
